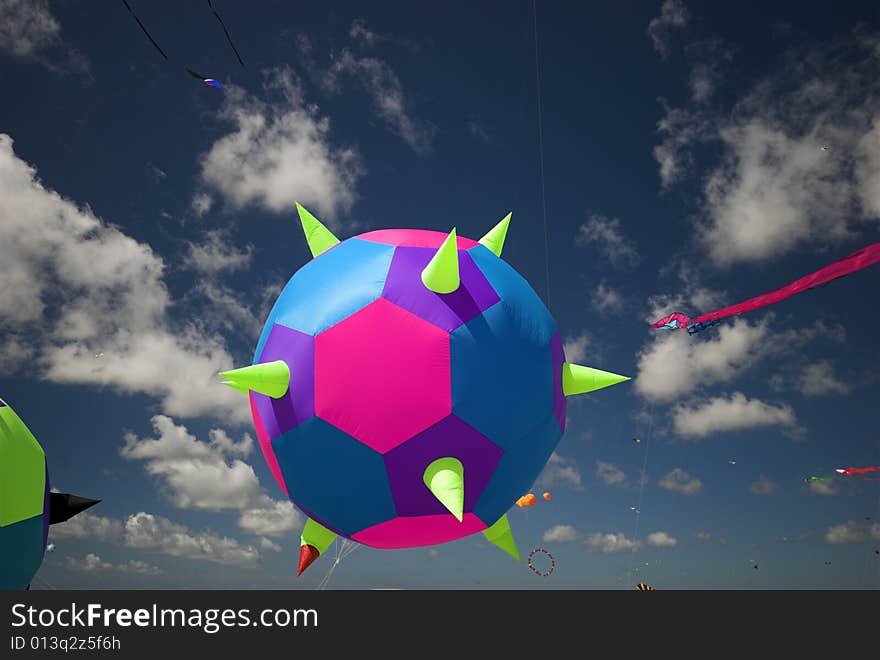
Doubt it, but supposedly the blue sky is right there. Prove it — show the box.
[1,0,878,589]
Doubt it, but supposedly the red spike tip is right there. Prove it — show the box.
[297,544,320,576]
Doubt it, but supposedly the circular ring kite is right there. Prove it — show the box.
[527,547,556,577]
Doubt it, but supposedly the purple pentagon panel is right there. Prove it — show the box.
[383,415,503,517]
[551,331,566,433]
[252,324,315,440]
[381,246,500,332]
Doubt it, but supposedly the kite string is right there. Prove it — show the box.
[532,0,551,310]
[316,539,360,590]
[207,0,246,67]
[626,404,654,587]
[121,0,169,61]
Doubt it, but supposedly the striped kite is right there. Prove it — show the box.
[652,242,880,334]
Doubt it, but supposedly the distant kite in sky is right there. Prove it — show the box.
[835,466,880,480]
[651,242,880,334]
[516,494,538,508]
[528,548,555,577]
[186,69,222,89]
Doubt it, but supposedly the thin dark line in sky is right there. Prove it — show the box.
[121,0,169,61]
[208,0,246,68]
[532,0,551,310]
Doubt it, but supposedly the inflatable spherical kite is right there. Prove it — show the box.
[0,398,99,590]
[220,204,629,575]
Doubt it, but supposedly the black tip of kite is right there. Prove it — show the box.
[49,493,102,525]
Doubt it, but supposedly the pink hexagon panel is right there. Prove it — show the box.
[314,298,452,453]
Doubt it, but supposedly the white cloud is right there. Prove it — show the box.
[689,64,716,104]
[197,67,362,221]
[591,283,624,314]
[635,316,846,402]
[0,0,87,73]
[563,333,590,363]
[536,452,583,490]
[635,319,769,402]
[646,531,677,548]
[0,134,251,424]
[49,513,123,542]
[659,468,702,495]
[543,525,580,543]
[656,34,880,265]
[575,214,641,269]
[749,474,779,495]
[796,361,851,397]
[238,500,303,537]
[672,392,800,439]
[187,280,264,341]
[636,317,843,403]
[695,531,712,541]
[686,39,733,104]
[700,121,856,265]
[123,512,261,567]
[0,334,34,371]
[856,117,880,216]
[349,18,379,47]
[325,50,435,153]
[258,537,282,552]
[191,193,213,217]
[185,230,253,275]
[808,479,839,496]
[121,415,260,512]
[596,461,626,487]
[52,511,264,567]
[584,532,641,554]
[66,553,162,575]
[647,0,689,58]
[653,102,713,188]
[824,521,880,544]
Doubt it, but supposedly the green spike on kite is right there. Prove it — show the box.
[0,404,46,527]
[478,212,512,257]
[482,514,520,560]
[421,229,460,294]
[218,360,291,399]
[561,363,630,396]
[295,202,340,258]
[297,517,338,576]
[221,380,250,395]
[423,457,464,521]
